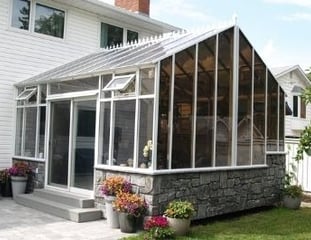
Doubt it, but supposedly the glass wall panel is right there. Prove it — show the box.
[35,3,65,38]
[24,107,37,157]
[172,46,195,169]
[12,0,30,30]
[216,28,233,166]
[157,57,172,169]
[101,74,112,98]
[237,32,252,166]
[99,102,111,164]
[140,68,154,95]
[38,107,46,157]
[253,52,266,164]
[113,100,135,166]
[50,77,99,94]
[279,88,285,151]
[138,99,154,168]
[267,72,278,151]
[15,108,23,155]
[195,37,216,167]
[40,85,47,103]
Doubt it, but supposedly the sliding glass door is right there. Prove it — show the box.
[48,99,96,192]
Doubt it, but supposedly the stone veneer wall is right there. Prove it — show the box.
[95,154,285,220]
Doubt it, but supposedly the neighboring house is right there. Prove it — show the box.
[13,24,286,221]
[0,0,178,169]
[272,65,311,192]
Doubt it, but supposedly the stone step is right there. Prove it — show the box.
[33,189,94,208]
[15,193,102,222]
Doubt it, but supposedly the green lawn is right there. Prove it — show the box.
[124,207,311,240]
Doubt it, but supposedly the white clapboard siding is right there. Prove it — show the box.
[286,139,311,192]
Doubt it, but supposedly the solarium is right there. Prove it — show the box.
[14,24,285,219]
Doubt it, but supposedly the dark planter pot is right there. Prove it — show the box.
[1,179,12,197]
[118,212,138,233]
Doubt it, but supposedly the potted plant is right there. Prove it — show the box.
[100,176,132,228]
[113,192,148,233]
[8,162,32,200]
[164,200,195,236]
[283,173,303,209]
[144,216,174,240]
[0,169,12,197]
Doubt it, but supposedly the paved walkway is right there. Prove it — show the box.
[0,198,136,240]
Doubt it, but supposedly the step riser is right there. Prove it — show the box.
[15,194,102,223]
[33,190,94,208]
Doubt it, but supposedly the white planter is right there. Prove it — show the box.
[167,217,191,236]
[105,195,120,228]
[11,176,27,200]
[283,195,302,209]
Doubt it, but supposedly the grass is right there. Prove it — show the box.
[123,207,311,240]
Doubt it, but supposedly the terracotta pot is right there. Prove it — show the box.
[167,217,191,236]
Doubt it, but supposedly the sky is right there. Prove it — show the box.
[102,0,310,70]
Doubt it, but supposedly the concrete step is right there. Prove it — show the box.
[15,193,102,223]
[33,189,94,208]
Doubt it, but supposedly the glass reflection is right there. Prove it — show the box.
[237,32,252,166]
[99,102,111,165]
[216,28,233,166]
[12,0,30,30]
[267,72,278,151]
[195,37,216,167]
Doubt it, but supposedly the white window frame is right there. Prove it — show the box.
[103,74,135,91]
[16,88,37,101]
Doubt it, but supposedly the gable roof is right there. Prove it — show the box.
[16,24,234,87]
[271,65,310,86]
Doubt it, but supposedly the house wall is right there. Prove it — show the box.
[94,154,285,219]
[277,71,311,137]
[0,0,168,169]
[286,138,311,192]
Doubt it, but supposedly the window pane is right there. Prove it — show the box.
[253,52,266,164]
[138,99,154,168]
[127,30,138,43]
[101,23,123,48]
[38,107,46,158]
[172,46,195,169]
[237,32,252,166]
[101,74,112,98]
[267,72,278,151]
[15,108,23,155]
[24,107,37,157]
[157,57,172,170]
[196,36,216,168]
[50,77,98,94]
[293,96,298,117]
[35,3,65,38]
[279,88,285,151]
[140,68,154,95]
[216,28,233,166]
[12,0,30,30]
[99,102,111,165]
[40,85,47,103]
[113,100,135,166]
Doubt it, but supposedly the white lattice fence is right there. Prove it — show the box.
[286,138,311,192]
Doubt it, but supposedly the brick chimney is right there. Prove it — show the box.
[115,0,150,16]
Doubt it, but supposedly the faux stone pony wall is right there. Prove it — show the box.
[95,154,285,220]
